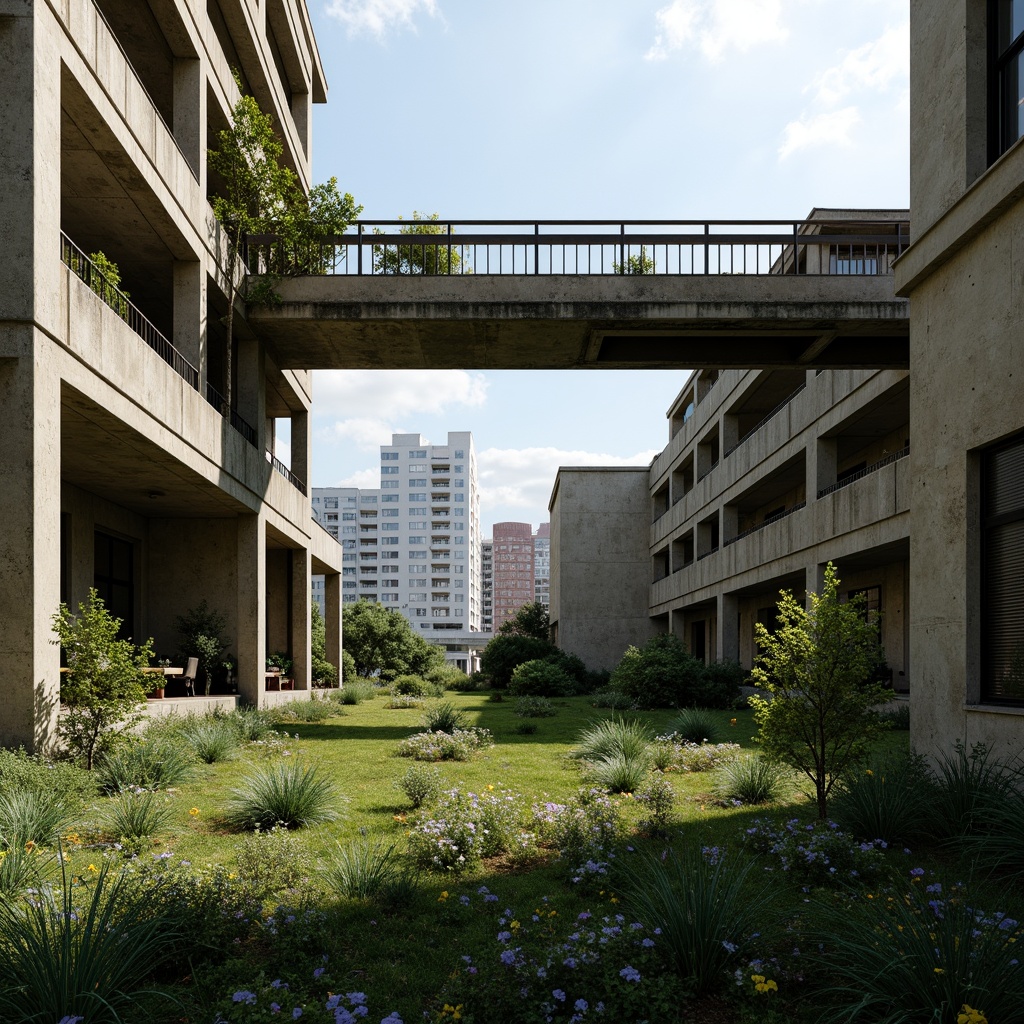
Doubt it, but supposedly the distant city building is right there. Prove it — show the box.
[533,523,551,611]
[312,433,485,639]
[480,541,494,632]
[491,522,536,630]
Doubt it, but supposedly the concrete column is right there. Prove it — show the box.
[172,260,205,373]
[172,57,204,181]
[809,437,837,500]
[805,562,825,606]
[324,571,342,679]
[0,348,62,751]
[291,92,310,161]
[236,335,265,446]
[717,592,739,663]
[236,513,265,705]
[291,410,309,490]
[291,546,311,690]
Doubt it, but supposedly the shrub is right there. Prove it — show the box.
[392,674,428,697]
[104,790,175,851]
[386,694,423,709]
[230,705,278,741]
[0,859,183,1023]
[0,790,77,850]
[333,678,376,705]
[634,774,677,835]
[512,695,557,718]
[225,761,341,830]
[652,735,741,773]
[589,687,635,710]
[181,720,239,764]
[570,718,653,763]
[618,846,769,996]
[234,824,306,898]
[0,748,94,803]
[395,728,492,762]
[480,634,556,688]
[407,790,484,873]
[95,738,195,793]
[325,839,401,899]
[514,722,538,735]
[340,648,357,684]
[273,697,336,723]
[395,764,443,808]
[809,874,1024,1024]
[830,749,933,844]
[669,707,721,744]
[532,788,623,866]
[585,751,652,793]
[714,755,789,804]
[877,702,910,730]
[508,658,573,697]
[422,701,469,734]
[425,664,472,691]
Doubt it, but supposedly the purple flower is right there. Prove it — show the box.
[619,965,641,983]
[233,991,258,1005]
[380,1015,404,1024]
[500,950,517,965]
[497,931,512,942]
[553,989,566,1002]
[575,999,588,1012]
[58,1018,85,1024]
[910,867,925,877]
[293,1009,303,1020]
[313,967,325,979]
[347,993,368,1005]
[271,1003,281,1013]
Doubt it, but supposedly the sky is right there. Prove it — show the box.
[300,0,910,532]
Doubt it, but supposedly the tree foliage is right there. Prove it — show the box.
[373,212,464,275]
[174,600,230,695]
[750,563,891,819]
[480,634,556,689]
[53,590,154,770]
[342,601,445,681]
[311,600,338,686]
[613,245,655,275]
[497,602,550,642]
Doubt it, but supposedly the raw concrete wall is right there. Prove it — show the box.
[549,468,659,672]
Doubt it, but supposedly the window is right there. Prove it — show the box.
[382,537,399,546]
[342,512,356,520]
[409,565,427,574]
[982,432,1024,702]
[454,464,464,473]
[410,579,427,588]
[382,509,399,517]
[382,481,399,489]
[410,478,426,487]
[409,464,426,472]
[409,493,426,502]
[361,496,377,505]
[454,479,465,488]
[342,526,356,535]
[409,537,425,545]
[381,523,399,531]
[410,507,427,516]
[382,580,399,588]
[992,0,1024,160]
[382,494,399,503]
[409,522,427,530]
[454,449,464,458]
[409,551,427,560]
[409,450,426,458]
[382,452,398,460]
[382,466,399,475]
[326,513,338,522]
[325,497,339,509]
[455,494,465,503]
[848,586,882,628]
[342,567,356,576]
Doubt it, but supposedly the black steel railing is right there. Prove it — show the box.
[244,218,910,278]
[204,383,258,448]
[267,450,307,495]
[61,233,199,391]
[724,502,807,547]
[817,446,910,498]
[724,382,808,457]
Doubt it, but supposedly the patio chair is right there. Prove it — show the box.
[181,657,199,697]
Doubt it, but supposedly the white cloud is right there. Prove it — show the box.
[812,23,908,106]
[477,446,659,521]
[316,417,398,451]
[778,106,862,159]
[646,0,787,63]
[314,370,488,421]
[324,0,439,37]
[331,467,380,490]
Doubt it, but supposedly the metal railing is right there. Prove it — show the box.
[724,502,807,547]
[266,450,307,495]
[244,218,910,278]
[204,383,258,448]
[724,382,808,457]
[817,445,910,498]
[696,545,721,562]
[61,233,200,391]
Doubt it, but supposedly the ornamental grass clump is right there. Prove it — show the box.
[181,719,239,764]
[104,789,175,850]
[272,697,336,723]
[570,718,653,763]
[513,695,557,718]
[0,858,183,1023]
[422,701,469,734]
[652,735,741,773]
[324,839,401,900]
[0,790,77,850]
[714,754,789,805]
[808,871,1024,1024]
[95,737,195,793]
[225,761,341,830]
[669,707,721,745]
[396,727,492,762]
[230,705,278,742]
[585,751,651,794]
[333,678,376,705]
[618,845,769,996]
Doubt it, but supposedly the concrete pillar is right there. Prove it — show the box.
[172,57,204,181]
[717,592,739,663]
[291,546,311,690]
[291,92,311,161]
[236,513,265,704]
[324,571,342,679]
[809,437,838,500]
[236,335,264,446]
[291,410,309,489]
[805,562,825,606]
[0,349,62,751]
[172,260,205,373]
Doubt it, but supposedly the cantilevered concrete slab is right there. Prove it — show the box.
[247,273,908,371]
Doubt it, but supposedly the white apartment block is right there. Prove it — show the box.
[313,432,484,634]
[480,541,494,632]
[534,524,551,611]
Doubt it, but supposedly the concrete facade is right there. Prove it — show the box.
[549,468,660,671]
[1,0,341,747]
[893,0,1024,759]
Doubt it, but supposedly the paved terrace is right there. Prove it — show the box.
[244,214,911,371]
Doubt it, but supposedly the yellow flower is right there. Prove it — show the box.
[958,1005,987,1024]
[752,974,778,994]
[730,718,737,726]
[24,841,35,852]
[189,807,200,817]
[865,769,874,776]
[486,784,494,791]
[511,920,520,930]
[751,975,765,984]
[438,890,449,902]
[934,967,945,974]
[87,863,97,872]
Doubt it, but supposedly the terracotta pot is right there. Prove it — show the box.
[149,688,165,700]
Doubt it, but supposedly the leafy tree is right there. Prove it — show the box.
[750,563,891,819]
[497,602,550,641]
[479,634,556,689]
[340,649,357,685]
[373,212,465,275]
[613,245,655,275]
[311,600,338,687]
[342,601,444,681]
[52,590,154,770]
[207,81,360,409]
[508,659,574,698]
[174,600,230,695]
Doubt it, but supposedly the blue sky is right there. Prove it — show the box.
[302,0,909,532]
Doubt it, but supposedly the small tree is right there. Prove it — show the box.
[53,590,154,769]
[613,245,655,275]
[497,601,550,641]
[750,563,891,819]
[373,212,464,275]
[175,601,230,695]
[479,634,556,688]
[342,601,444,681]
[311,599,338,687]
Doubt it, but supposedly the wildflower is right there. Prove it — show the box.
[865,769,874,776]
[553,989,566,1002]
[292,1009,303,1020]
[24,841,35,852]
[58,1018,85,1024]
[438,891,449,902]
[87,864,97,873]
[575,1000,588,1012]
[619,965,641,983]
[934,968,945,974]
[233,991,258,1004]
[730,718,737,726]
[381,1015,404,1024]
[189,807,200,817]
[751,974,778,994]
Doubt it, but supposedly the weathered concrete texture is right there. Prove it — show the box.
[248,274,910,371]
[549,468,660,671]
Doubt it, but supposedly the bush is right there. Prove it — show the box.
[0,748,94,803]
[714,755,789,804]
[508,659,573,697]
[0,790,77,850]
[532,788,623,866]
[830,749,933,844]
[334,678,376,705]
[385,693,423,709]
[340,649,357,684]
[392,674,428,697]
[234,824,306,898]
[669,707,721,744]
[425,664,473,691]
[876,702,910,730]
[652,735,741,773]
[395,728,492,762]
[181,720,238,764]
[395,764,443,808]
[225,761,341,830]
[634,774,677,835]
[569,718,653,763]
[230,706,278,741]
[513,695,557,718]
[589,687,635,710]
[325,839,402,899]
[273,697,336,723]
[104,789,175,850]
[617,846,769,996]
[95,738,195,793]
[422,701,469,734]
[480,634,556,688]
